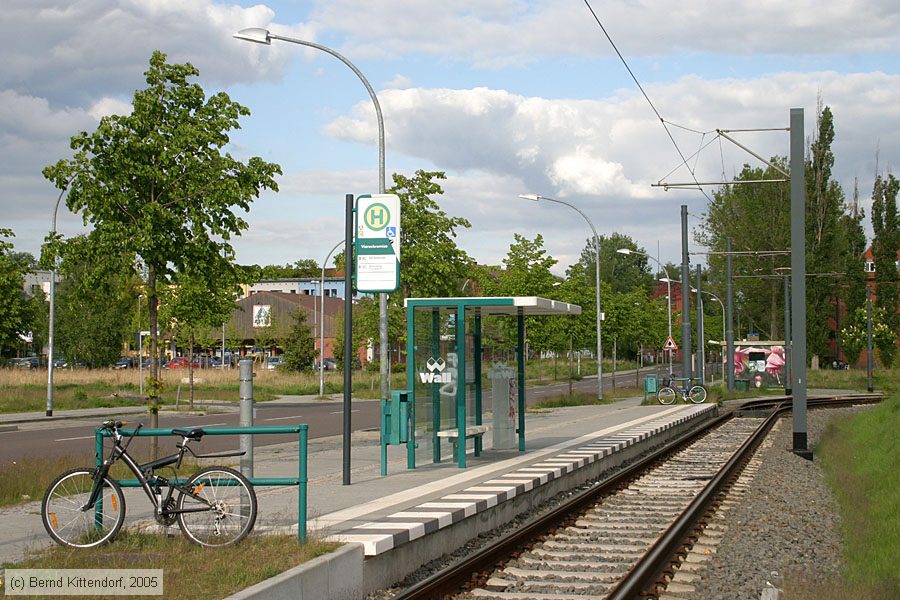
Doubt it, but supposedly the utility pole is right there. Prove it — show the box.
[680,205,692,380]
[790,108,810,459]
[726,237,734,391]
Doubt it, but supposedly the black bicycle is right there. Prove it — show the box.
[41,420,257,549]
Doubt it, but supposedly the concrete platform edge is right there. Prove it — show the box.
[223,542,364,600]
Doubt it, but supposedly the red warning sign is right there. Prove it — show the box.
[663,336,678,351]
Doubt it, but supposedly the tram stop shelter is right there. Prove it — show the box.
[383,297,581,473]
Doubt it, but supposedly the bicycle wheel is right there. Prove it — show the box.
[177,466,257,547]
[657,386,677,405]
[689,385,708,404]
[42,468,125,548]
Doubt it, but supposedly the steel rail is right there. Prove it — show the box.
[392,394,881,600]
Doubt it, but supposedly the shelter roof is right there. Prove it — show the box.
[404,296,581,316]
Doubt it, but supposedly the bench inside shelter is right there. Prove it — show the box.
[436,425,490,461]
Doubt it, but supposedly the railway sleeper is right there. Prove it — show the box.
[497,567,620,583]
[515,557,630,571]
[470,588,607,599]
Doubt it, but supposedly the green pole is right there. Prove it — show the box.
[298,425,308,544]
[473,310,482,456]
[406,306,416,469]
[456,304,467,467]
[517,310,526,452]
[431,308,441,464]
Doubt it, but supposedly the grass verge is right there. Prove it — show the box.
[0,453,224,508]
[4,531,340,599]
[796,388,900,599]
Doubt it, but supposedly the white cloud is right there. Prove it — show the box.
[0,0,313,105]
[310,0,900,63]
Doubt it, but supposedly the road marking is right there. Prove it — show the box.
[330,410,361,414]
[55,435,94,442]
[264,415,304,422]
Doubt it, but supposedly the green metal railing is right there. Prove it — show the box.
[96,424,309,543]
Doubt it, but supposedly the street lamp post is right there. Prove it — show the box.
[46,183,72,417]
[320,240,343,397]
[693,288,726,383]
[617,249,673,376]
[520,194,602,400]
[234,27,390,485]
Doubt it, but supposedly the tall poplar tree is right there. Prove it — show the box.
[871,172,899,366]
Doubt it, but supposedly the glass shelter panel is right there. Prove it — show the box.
[411,306,459,465]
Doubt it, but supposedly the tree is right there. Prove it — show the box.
[282,308,317,372]
[163,263,252,408]
[870,171,899,360]
[394,170,472,299]
[43,51,280,456]
[255,259,320,279]
[485,234,559,353]
[0,230,34,356]
[574,233,654,294]
[805,104,849,364]
[52,238,135,367]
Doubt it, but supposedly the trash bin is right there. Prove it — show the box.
[643,375,659,401]
[735,379,750,391]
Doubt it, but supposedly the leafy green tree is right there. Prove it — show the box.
[805,104,850,363]
[0,230,34,356]
[50,236,136,367]
[282,308,317,372]
[255,259,320,279]
[574,233,654,294]
[840,180,869,318]
[42,51,280,456]
[698,160,792,341]
[484,234,559,353]
[163,263,251,407]
[870,172,899,361]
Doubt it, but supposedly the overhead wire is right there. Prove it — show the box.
[582,0,712,202]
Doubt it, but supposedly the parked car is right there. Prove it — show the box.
[13,356,41,369]
[167,356,198,369]
[265,356,284,370]
[113,357,134,369]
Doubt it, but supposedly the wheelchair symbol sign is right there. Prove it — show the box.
[386,226,397,238]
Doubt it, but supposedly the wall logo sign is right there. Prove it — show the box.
[419,357,452,384]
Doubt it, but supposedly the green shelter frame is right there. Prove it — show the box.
[402,296,581,469]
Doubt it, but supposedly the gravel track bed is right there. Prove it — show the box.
[685,406,867,600]
[366,406,866,600]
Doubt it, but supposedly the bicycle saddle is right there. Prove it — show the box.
[172,428,204,440]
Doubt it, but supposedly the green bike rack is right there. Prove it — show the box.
[96,424,309,543]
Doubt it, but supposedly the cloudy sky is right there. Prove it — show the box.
[2,1,899,275]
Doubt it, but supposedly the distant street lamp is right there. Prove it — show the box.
[320,240,343,397]
[519,194,603,400]
[46,182,72,417]
[692,287,726,383]
[617,248,673,376]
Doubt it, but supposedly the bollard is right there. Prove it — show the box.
[239,358,254,480]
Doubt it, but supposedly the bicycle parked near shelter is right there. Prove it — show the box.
[41,420,257,549]
[657,377,708,405]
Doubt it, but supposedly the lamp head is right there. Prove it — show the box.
[518,194,541,202]
[233,27,272,44]
[616,248,632,255]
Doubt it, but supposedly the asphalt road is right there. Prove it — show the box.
[0,367,669,464]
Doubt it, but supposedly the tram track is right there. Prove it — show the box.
[390,393,882,600]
